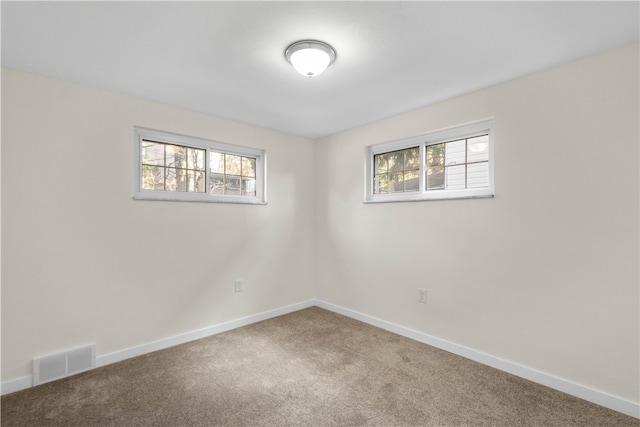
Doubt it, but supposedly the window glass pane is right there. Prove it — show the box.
[404,170,420,191]
[445,164,466,190]
[142,165,165,190]
[225,154,241,176]
[142,141,165,166]
[467,135,489,163]
[210,173,225,194]
[375,153,388,174]
[405,147,420,170]
[445,139,465,166]
[242,157,256,178]
[467,162,489,188]
[172,168,188,192]
[185,171,206,192]
[427,143,444,167]
[388,151,404,172]
[187,148,205,170]
[242,178,256,196]
[374,174,389,194]
[426,166,444,190]
[175,178,187,192]
[165,168,177,191]
[225,175,241,195]
[210,152,224,174]
[389,171,404,192]
[166,145,187,169]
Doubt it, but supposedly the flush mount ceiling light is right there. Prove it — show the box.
[284,40,336,78]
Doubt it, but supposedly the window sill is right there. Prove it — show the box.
[134,192,267,205]
[364,190,494,204]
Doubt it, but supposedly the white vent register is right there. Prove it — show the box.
[33,345,96,385]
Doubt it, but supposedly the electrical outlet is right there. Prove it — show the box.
[418,288,427,303]
[234,280,243,293]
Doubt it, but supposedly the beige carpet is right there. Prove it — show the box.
[1,307,637,426]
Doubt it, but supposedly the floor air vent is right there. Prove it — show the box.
[33,344,96,385]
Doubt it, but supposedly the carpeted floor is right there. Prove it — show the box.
[1,307,638,426]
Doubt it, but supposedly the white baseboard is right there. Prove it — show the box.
[1,299,315,396]
[3,298,638,420]
[1,375,33,395]
[96,299,315,369]
[314,299,640,419]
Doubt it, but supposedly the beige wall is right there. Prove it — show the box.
[314,44,639,402]
[1,68,316,381]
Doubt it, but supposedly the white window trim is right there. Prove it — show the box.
[364,120,494,203]
[134,127,267,204]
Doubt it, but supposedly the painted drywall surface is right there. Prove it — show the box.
[0,68,3,380]
[1,68,316,381]
[315,44,639,402]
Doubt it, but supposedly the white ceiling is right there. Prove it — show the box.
[2,1,638,139]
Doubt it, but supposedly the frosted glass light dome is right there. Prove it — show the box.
[284,40,336,78]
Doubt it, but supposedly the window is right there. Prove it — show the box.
[373,147,420,194]
[134,128,266,204]
[209,152,257,196]
[365,120,493,202]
